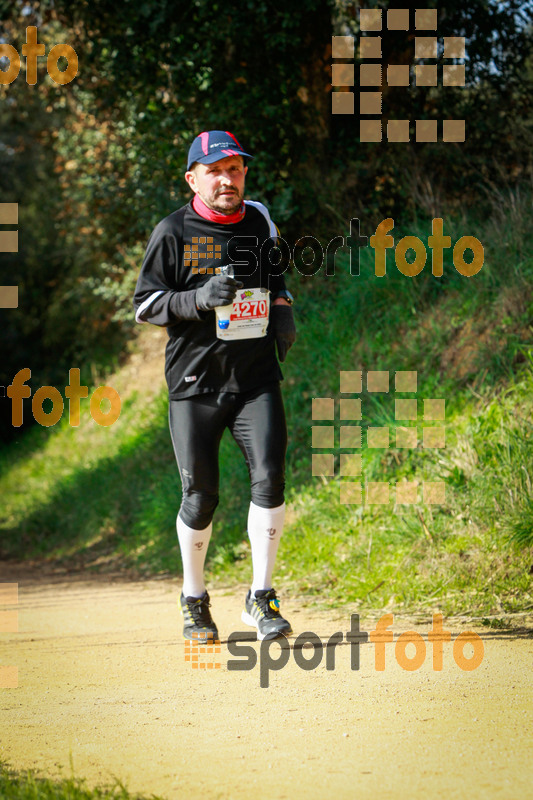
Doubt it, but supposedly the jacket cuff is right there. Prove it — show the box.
[169,290,206,321]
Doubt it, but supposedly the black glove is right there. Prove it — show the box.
[195,274,243,311]
[270,304,296,362]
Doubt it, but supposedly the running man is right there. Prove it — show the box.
[133,130,296,642]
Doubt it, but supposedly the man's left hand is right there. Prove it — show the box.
[270,304,296,363]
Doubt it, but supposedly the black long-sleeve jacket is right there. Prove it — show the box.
[133,199,287,399]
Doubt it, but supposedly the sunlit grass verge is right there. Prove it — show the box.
[0,761,164,800]
[210,362,533,617]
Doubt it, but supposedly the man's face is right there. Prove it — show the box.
[185,155,247,214]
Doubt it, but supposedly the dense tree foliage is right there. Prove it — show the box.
[0,0,532,440]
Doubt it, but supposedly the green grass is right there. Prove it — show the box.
[0,761,164,800]
[1,196,532,618]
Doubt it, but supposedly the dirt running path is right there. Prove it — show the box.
[0,567,532,800]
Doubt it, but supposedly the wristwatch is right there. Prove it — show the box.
[274,290,294,305]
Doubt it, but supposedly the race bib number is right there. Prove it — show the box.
[215,288,270,341]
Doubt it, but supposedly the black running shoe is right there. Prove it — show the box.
[180,591,219,642]
[241,588,292,641]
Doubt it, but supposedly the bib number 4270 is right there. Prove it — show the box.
[231,299,268,320]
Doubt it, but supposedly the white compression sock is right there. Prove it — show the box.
[247,501,286,596]
[176,515,212,598]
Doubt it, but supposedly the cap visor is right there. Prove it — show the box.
[193,150,254,166]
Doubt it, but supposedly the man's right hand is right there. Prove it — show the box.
[195,274,244,311]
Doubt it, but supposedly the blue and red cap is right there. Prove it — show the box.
[187,130,254,170]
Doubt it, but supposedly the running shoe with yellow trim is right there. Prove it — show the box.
[180,591,219,642]
[241,588,292,641]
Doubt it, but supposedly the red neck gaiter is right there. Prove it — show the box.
[192,193,246,224]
